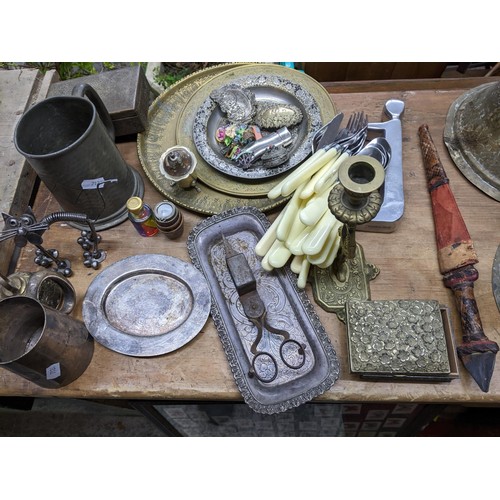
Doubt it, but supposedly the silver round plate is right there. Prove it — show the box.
[192,74,323,180]
[82,254,211,357]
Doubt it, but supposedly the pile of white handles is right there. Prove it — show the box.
[256,147,349,288]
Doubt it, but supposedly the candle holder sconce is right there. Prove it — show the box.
[310,155,385,322]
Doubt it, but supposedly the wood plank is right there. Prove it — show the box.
[322,76,500,93]
[302,62,448,83]
[2,78,500,405]
[0,69,57,274]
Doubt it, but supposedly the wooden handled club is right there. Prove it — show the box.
[418,124,498,392]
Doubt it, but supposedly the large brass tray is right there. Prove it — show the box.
[137,63,283,214]
[444,82,500,202]
[176,63,336,195]
[137,63,336,213]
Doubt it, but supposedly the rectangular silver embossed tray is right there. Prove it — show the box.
[187,206,340,414]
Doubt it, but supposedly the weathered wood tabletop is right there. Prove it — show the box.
[2,76,500,405]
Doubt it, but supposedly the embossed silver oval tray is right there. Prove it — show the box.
[82,254,211,357]
[192,74,323,180]
[187,206,339,414]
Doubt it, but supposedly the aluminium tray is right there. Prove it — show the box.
[187,206,339,414]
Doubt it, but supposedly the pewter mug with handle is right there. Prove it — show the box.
[0,296,94,389]
[14,83,144,230]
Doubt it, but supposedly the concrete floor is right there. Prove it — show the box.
[0,397,346,437]
[0,398,165,437]
[3,397,499,437]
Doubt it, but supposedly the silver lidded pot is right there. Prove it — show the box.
[159,145,199,190]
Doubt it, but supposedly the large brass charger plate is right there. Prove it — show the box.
[176,63,337,195]
[444,82,500,202]
[137,63,279,215]
[137,63,336,213]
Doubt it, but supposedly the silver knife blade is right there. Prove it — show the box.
[315,112,344,151]
[493,244,500,312]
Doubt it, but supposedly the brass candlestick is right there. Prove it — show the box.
[311,155,385,322]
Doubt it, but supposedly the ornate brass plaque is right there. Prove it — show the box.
[345,299,457,380]
[310,243,379,322]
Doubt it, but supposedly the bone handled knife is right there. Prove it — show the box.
[418,124,498,392]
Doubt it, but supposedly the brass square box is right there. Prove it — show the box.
[345,299,459,381]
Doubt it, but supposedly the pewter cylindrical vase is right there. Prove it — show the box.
[14,84,144,230]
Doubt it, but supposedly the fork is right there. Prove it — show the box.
[331,112,368,154]
[312,111,367,153]
[268,111,369,199]
[336,112,368,142]
[305,113,369,194]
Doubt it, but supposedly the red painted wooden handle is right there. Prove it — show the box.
[443,265,486,344]
[418,124,478,274]
[418,124,449,191]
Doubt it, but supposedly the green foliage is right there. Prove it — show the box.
[0,62,147,80]
[153,65,191,89]
[102,62,117,71]
[55,62,97,80]
[152,63,224,89]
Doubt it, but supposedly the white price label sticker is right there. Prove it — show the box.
[46,362,61,380]
[81,177,118,190]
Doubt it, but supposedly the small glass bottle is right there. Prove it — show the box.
[126,197,159,237]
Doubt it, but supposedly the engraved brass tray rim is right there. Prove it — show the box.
[137,63,290,214]
[187,206,340,414]
[444,81,500,202]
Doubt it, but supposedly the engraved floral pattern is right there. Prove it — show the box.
[187,206,340,414]
[209,230,315,383]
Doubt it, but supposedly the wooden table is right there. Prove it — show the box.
[2,76,500,409]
